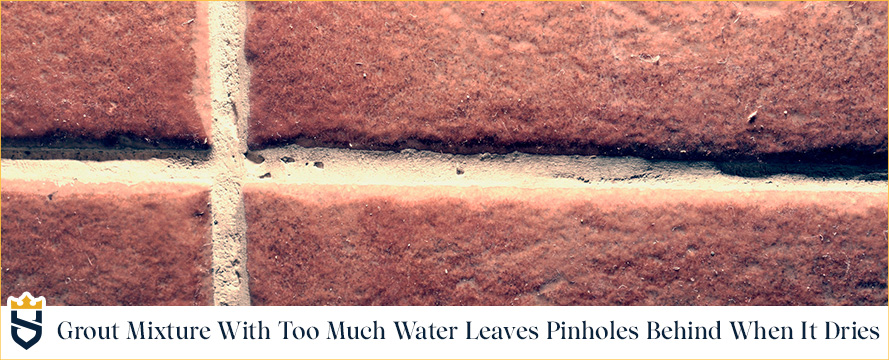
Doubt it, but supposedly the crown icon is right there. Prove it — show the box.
[7,292,45,310]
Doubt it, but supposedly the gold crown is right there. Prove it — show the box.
[8,292,45,310]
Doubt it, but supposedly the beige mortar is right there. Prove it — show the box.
[3,149,885,193]
[247,146,887,193]
[207,1,251,306]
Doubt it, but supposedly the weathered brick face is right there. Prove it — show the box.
[246,1,887,163]
[246,185,888,306]
[0,1,210,148]
[1,181,212,305]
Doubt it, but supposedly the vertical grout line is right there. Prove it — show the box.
[208,1,250,306]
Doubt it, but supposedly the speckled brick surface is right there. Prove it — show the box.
[246,1,887,164]
[1,181,212,305]
[245,184,888,306]
[1,1,210,149]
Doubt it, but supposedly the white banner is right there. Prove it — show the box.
[1,306,886,359]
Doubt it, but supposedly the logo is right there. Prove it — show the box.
[8,292,45,350]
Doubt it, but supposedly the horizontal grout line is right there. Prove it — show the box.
[251,135,889,169]
[2,145,886,192]
[4,145,885,178]
[243,146,887,193]
[0,156,216,185]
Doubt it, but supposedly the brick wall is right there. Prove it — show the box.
[2,2,886,306]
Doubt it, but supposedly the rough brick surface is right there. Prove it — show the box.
[247,2,887,164]
[1,181,212,305]
[1,2,210,149]
[246,185,887,306]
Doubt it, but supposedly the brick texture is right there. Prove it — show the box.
[246,2,887,164]
[1,2,210,149]
[246,185,887,306]
[1,181,212,305]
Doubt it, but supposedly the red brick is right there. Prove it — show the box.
[246,2,887,164]
[246,185,887,306]
[1,180,212,305]
[1,2,210,149]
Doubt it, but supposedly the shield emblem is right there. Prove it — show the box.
[8,292,45,350]
[11,310,43,350]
